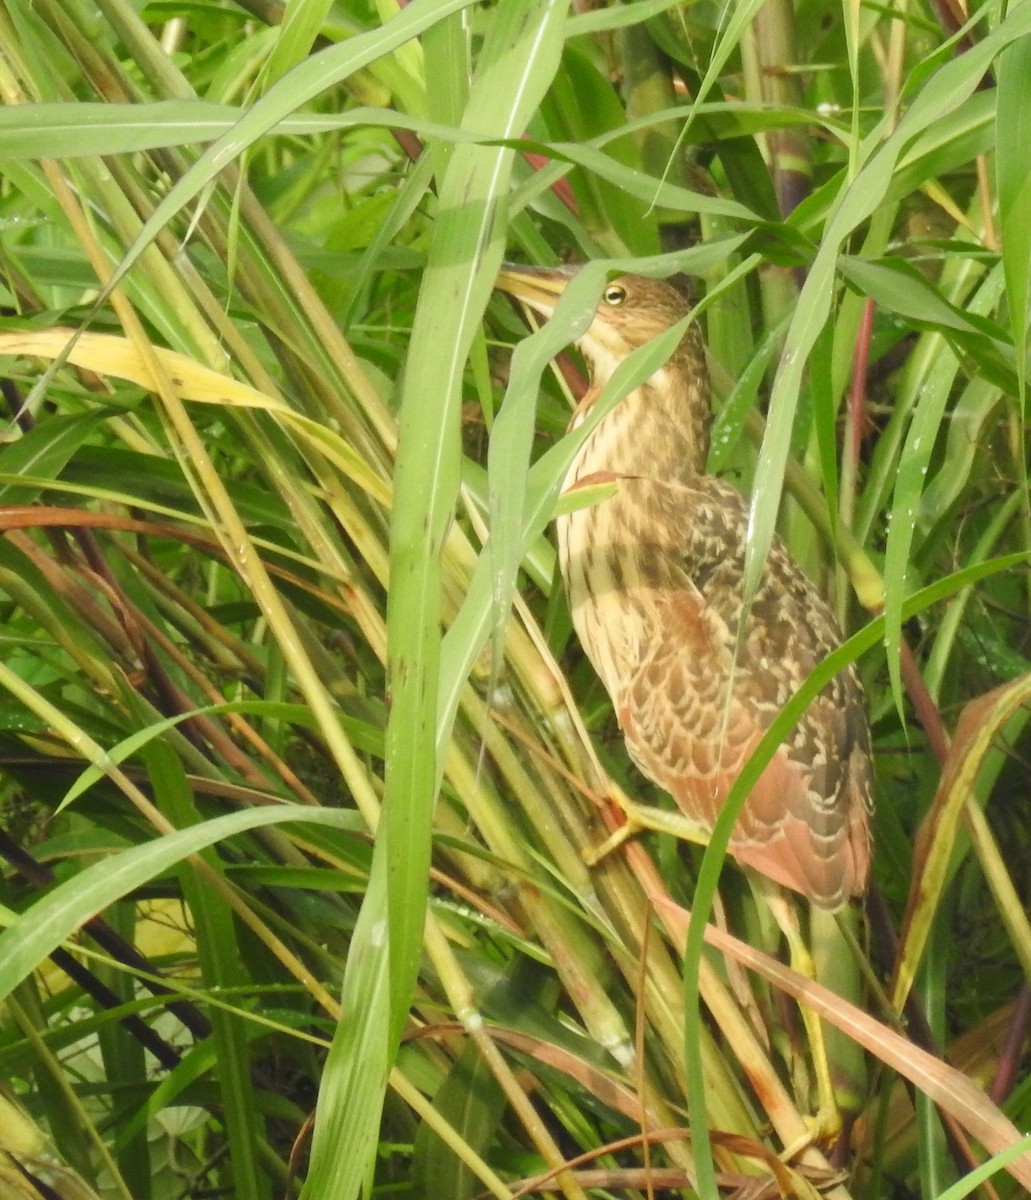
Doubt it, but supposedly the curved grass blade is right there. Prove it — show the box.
[893,671,1031,1010]
[0,806,361,1006]
[301,5,566,1198]
[996,37,1031,405]
[83,0,483,310]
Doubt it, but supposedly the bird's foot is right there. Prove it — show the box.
[581,815,638,866]
[805,1101,843,1150]
[779,1103,843,1165]
[581,790,711,866]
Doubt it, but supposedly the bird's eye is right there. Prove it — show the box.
[603,283,627,306]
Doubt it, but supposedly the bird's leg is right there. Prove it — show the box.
[581,780,713,866]
[754,880,842,1153]
[811,905,867,1127]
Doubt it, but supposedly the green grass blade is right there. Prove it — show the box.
[0,807,360,1006]
[994,38,1031,402]
[86,0,483,307]
[300,5,566,1197]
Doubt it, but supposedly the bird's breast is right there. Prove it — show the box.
[557,403,689,703]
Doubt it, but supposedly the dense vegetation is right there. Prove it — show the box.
[0,0,1029,1197]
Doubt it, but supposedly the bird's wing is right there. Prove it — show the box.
[616,572,870,909]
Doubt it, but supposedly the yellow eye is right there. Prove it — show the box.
[603,283,627,306]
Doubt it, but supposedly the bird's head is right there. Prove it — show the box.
[495,264,698,388]
[497,263,710,472]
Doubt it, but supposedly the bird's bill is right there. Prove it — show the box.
[495,262,577,320]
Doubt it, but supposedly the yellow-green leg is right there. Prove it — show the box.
[581,784,713,865]
[755,881,844,1151]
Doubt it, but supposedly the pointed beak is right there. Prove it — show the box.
[495,262,577,321]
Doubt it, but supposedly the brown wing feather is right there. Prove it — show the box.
[597,475,872,909]
[616,585,869,909]
[560,441,872,908]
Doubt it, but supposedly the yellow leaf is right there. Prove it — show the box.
[0,329,391,505]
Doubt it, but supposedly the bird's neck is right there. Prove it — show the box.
[572,361,710,484]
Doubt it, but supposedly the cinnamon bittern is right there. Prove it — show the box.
[498,263,873,1130]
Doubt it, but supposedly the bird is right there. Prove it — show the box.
[496,263,873,913]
